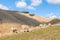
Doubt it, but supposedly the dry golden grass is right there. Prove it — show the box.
[0,25,60,40]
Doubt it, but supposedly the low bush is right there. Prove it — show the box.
[29,14,35,16]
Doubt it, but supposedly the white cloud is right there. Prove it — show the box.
[50,15,57,18]
[47,13,57,18]
[27,6,35,10]
[31,0,42,6]
[46,0,60,4]
[0,4,9,10]
[16,1,27,8]
[16,1,35,10]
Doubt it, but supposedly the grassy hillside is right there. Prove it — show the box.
[0,9,40,26]
[0,25,60,40]
[0,9,41,34]
[48,18,60,25]
[0,9,60,39]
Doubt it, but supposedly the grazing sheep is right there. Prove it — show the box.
[11,27,18,33]
[21,25,32,32]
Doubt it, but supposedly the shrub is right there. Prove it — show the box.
[22,11,29,13]
[29,14,35,16]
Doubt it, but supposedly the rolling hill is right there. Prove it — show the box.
[0,9,60,36]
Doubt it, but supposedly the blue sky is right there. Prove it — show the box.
[0,0,60,18]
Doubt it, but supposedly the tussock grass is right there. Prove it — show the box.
[0,25,60,40]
